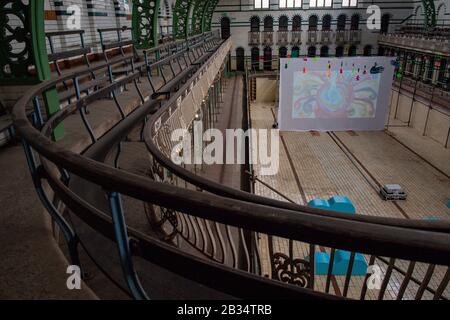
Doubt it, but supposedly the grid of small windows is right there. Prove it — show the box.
[279,0,302,8]
[254,0,270,9]
[254,0,357,10]
[309,0,333,7]
[342,0,358,7]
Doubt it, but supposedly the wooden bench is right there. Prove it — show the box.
[46,30,109,104]
[98,27,138,78]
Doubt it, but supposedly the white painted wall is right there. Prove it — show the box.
[211,0,450,58]
[390,89,450,147]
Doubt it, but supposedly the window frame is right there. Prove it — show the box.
[309,0,333,8]
[279,0,303,9]
[254,0,270,10]
[342,0,358,8]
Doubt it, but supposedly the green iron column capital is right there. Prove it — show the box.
[202,0,220,32]
[0,0,50,85]
[132,0,160,49]
[173,0,195,39]
[191,0,210,36]
[0,0,62,140]
[422,0,436,29]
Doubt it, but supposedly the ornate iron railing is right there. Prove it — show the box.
[12,32,450,300]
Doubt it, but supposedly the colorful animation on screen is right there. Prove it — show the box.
[292,69,380,119]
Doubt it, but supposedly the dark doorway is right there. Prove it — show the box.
[348,46,357,56]
[279,47,288,58]
[308,46,316,57]
[264,46,272,70]
[292,46,300,57]
[363,45,372,56]
[378,46,385,56]
[251,47,260,70]
[381,14,390,34]
[320,46,329,57]
[221,17,231,39]
[336,46,344,57]
[236,47,245,71]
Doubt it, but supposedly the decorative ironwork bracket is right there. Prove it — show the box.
[132,0,160,49]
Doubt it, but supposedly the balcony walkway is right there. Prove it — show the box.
[0,145,96,299]
[250,101,450,300]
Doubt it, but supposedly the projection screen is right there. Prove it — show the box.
[278,57,396,131]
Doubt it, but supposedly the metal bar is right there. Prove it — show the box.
[108,192,149,300]
[378,257,396,300]
[396,261,416,300]
[415,264,436,300]
[22,141,80,268]
[343,251,356,297]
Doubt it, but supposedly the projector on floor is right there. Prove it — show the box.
[380,184,407,201]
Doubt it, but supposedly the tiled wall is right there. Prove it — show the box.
[212,0,450,57]
[45,0,132,53]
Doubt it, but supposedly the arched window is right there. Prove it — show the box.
[363,45,372,56]
[251,47,260,70]
[292,15,302,31]
[279,46,288,58]
[322,15,332,31]
[264,46,272,70]
[292,46,300,57]
[381,14,390,34]
[279,16,288,31]
[337,14,347,31]
[236,47,245,71]
[309,15,318,31]
[437,4,446,24]
[308,46,316,57]
[320,46,329,57]
[250,16,260,32]
[336,46,344,57]
[348,45,357,56]
[264,16,274,32]
[350,14,360,30]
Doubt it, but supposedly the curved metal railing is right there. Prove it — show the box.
[12,32,450,300]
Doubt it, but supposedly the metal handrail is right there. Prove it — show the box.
[12,35,450,299]
[12,44,450,260]
[143,66,450,233]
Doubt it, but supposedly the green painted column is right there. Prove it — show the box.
[0,0,63,139]
[422,0,436,29]
[173,0,194,39]
[202,0,220,32]
[191,0,209,35]
[132,0,160,49]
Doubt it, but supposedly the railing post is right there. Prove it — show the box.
[108,191,149,300]
[21,140,81,270]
